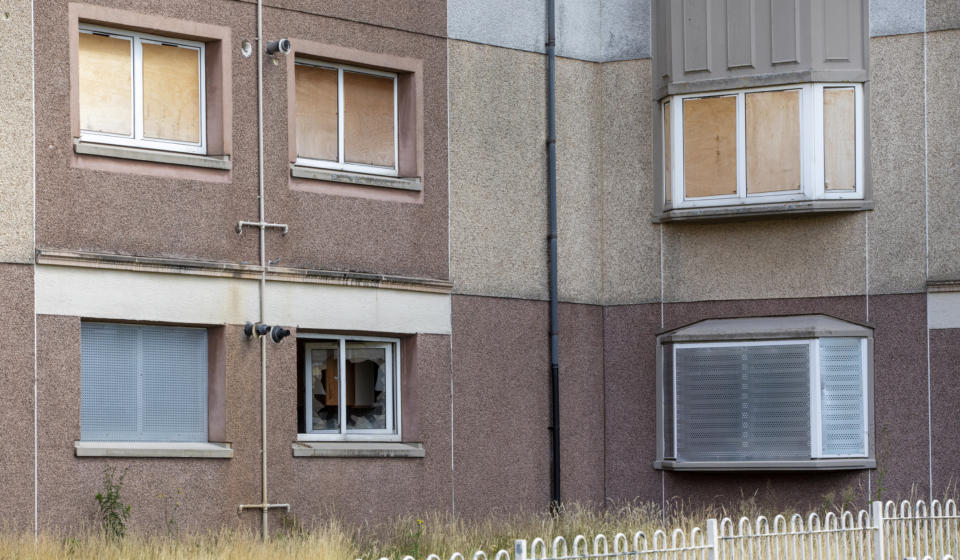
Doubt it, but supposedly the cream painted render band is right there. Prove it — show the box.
[35,265,452,335]
[927,292,960,330]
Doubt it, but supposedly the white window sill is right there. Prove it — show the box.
[74,139,231,171]
[291,164,422,192]
[74,441,234,459]
[292,441,424,458]
[654,458,875,471]
[652,199,873,223]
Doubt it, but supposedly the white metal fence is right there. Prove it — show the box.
[380,500,960,560]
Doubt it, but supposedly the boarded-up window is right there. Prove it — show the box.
[343,71,395,168]
[746,90,801,193]
[663,101,672,203]
[295,65,339,161]
[683,96,737,198]
[142,42,201,143]
[78,27,205,153]
[824,88,856,190]
[79,33,132,136]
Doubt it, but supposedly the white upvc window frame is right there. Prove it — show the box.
[294,58,400,177]
[662,83,864,209]
[667,338,869,461]
[299,335,401,442]
[78,24,207,155]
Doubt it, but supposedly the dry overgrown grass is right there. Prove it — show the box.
[0,500,765,560]
[14,488,927,560]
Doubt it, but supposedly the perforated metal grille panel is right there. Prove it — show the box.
[675,344,810,461]
[81,323,207,442]
[819,338,865,457]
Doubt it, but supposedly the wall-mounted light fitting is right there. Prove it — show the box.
[265,39,291,55]
[270,327,291,343]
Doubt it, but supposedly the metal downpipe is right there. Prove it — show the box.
[256,0,270,538]
[546,0,561,509]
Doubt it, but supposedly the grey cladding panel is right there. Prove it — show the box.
[655,0,868,98]
[726,0,754,68]
[824,1,851,61]
[683,0,710,72]
[771,0,800,63]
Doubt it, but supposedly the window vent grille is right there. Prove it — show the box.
[81,323,207,442]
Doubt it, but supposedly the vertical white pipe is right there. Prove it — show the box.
[31,0,39,540]
[923,0,933,505]
[256,0,269,538]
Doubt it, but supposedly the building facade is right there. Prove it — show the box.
[0,0,958,534]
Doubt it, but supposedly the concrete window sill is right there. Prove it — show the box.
[74,139,232,171]
[654,458,875,471]
[292,441,424,458]
[291,164,423,192]
[74,441,234,459]
[652,200,873,223]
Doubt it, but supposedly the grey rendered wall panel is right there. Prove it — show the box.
[925,29,960,282]
[868,34,927,294]
[0,0,35,263]
[447,0,652,62]
[448,40,548,301]
[870,0,924,36]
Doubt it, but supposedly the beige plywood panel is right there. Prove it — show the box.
[824,88,856,190]
[79,33,132,136]
[746,89,801,193]
[664,101,672,203]
[142,43,201,144]
[295,65,338,161]
[343,72,395,168]
[683,96,737,198]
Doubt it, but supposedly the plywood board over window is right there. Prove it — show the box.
[142,42,201,144]
[663,101,672,203]
[78,33,132,136]
[824,88,856,191]
[295,65,338,162]
[343,71,395,168]
[683,96,737,198]
[746,89,802,194]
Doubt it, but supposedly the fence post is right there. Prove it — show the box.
[514,539,527,560]
[707,518,720,560]
[872,500,885,560]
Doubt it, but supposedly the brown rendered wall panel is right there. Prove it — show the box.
[37,318,263,532]
[930,329,960,492]
[268,12,446,279]
[0,265,35,530]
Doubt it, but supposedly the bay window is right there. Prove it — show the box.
[661,83,864,210]
[656,315,875,470]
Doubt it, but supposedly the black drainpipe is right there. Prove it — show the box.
[546,0,561,509]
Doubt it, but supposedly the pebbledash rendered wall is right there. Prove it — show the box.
[1,0,960,535]
[447,0,960,517]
